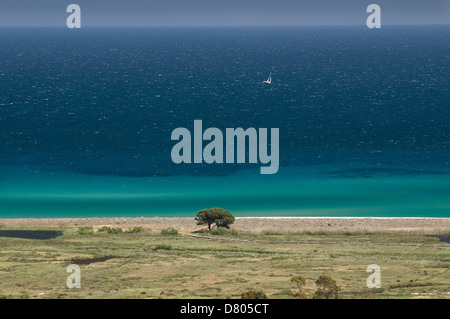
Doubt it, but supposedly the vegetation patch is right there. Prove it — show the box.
[97,226,123,234]
[155,244,172,251]
[160,228,179,236]
[77,227,95,236]
[241,289,267,299]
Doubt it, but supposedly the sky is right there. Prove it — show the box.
[0,0,448,27]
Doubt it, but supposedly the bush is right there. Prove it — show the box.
[155,244,172,251]
[160,228,179,236]
[210,227,229,236]
[97,226,143,234]
[291,275,307,299]
[126,227,145,234]
[241,289,267,299]
[97,226,123,234]
[78,227,95,235]
[198,227,237,236]
[313,275,340,299]
[108,227,122,234]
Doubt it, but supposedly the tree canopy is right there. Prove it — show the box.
[291,275,307,299]
[313,275,340,299]
[195,207,235,232]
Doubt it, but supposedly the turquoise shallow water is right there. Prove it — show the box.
[1,165,449,218]
[1,27,449,218]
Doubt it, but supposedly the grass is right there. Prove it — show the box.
[97,226,123,234]
[155,244,172,251]
[160,228,179,236]
[0,226,448,299]
[77,227,95,236]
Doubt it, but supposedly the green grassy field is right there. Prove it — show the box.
[0,227,448,299]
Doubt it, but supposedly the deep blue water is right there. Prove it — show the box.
[0,26,449,217]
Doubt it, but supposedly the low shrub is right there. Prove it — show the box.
[126,227,145,234]
[97,226,123,234]
[210,227,229,236]
[160,228,179,236]
[197,227,237,236]
[241,289,267,299]
[78,227,95,235]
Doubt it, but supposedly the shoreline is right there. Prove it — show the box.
[1,217,449,234]
[237,216,450,219]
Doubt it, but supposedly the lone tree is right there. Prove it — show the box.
[195,207,235,232]
[291,275,307,299]
[313,275,340,299]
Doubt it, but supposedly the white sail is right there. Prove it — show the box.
[263,73,272,84]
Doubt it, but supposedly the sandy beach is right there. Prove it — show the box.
[1,217,449,234]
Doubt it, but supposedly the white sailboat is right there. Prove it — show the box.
[263,73,272,84]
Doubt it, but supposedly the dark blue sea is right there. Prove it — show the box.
[0,26,449,217]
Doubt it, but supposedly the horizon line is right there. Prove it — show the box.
[0,23,449,28]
